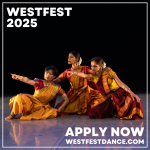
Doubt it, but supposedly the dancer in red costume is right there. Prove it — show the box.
[67,57,143,120]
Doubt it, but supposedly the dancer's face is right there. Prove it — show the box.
[68,53,78,64]
[91,61,102,73]
[44,69,55,81]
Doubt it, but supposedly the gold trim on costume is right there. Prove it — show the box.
[74,86,87,91]
[102,69,111,94]
[68,86,87,102]
[116,95,143,119]
[79,66,85,88]
[69,66,86,90]
[70,75,79,89]
[31,83,60,104]
[117,96,131,117]
[90,94,111,108]
[120,108,143,120]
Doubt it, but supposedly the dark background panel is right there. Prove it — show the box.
[3,3,147,96]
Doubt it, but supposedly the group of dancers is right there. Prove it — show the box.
[5,51,143,120]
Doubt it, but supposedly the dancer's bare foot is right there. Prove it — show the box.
[5,115,16,120]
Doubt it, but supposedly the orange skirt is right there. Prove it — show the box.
[56,86,110,115]
[9,94,57,120]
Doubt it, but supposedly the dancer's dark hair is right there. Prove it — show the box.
[91,57,104,66]
[69,51,80,61]
[44,65,58,76]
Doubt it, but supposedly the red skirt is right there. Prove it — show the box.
[88,98,116,119]
[88,88,143,120]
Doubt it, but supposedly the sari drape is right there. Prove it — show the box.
[56,66,109,115]
[88,69,143,120]
[9,82,61,120]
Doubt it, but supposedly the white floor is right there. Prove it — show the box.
[1,94,149,150]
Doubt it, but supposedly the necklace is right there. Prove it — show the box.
[44,81,52,87]
[71,65,79,71]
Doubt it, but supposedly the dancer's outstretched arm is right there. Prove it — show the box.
[67,71,141,102]
[67,67,111,79]
[67,71,91,79]
[11,73,37,86]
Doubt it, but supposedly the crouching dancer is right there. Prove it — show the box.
[5,66,69,121]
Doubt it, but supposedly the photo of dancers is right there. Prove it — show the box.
[3,2,147,149]
[5,51,143,121]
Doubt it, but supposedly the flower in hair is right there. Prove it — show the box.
[103,62,106,69]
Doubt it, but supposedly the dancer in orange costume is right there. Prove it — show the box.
[55,51,110,115]
[5,66,69,120]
